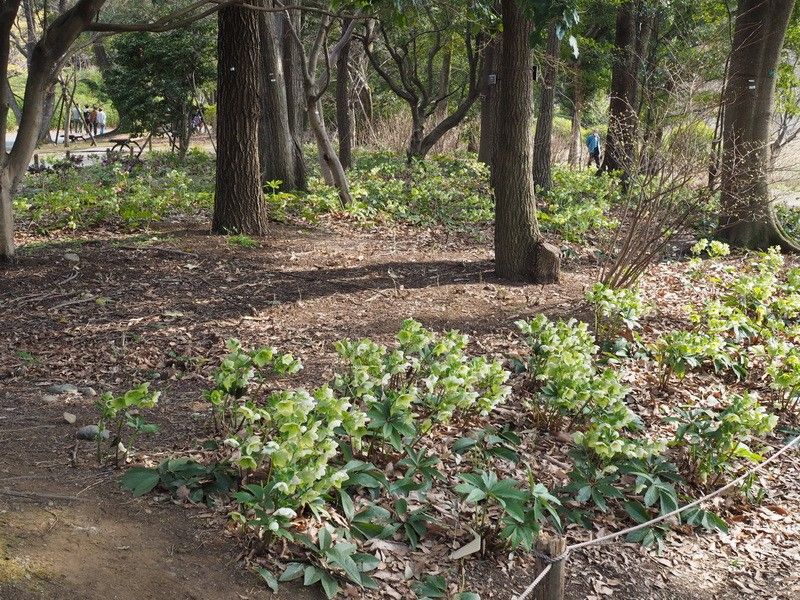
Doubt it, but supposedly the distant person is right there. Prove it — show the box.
[70,105,82,132]
[586,130,602,169]
[97,108,107,135]
[90,106,98,135]
[83,105,91,131]
[191,111,203,133]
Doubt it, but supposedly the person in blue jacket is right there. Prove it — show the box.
[586,130,601,169]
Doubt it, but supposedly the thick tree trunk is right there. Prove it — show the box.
[532,21,560,190]
[335,18,353,170]
[600,2,637,174]
[259,2,303,191]
[478,35,500,167]
[493,0,560,283]
[718,0,797,249]
[0,10,17,254]
[212,5,267,236]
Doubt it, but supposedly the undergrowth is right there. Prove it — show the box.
[16,149,618,246]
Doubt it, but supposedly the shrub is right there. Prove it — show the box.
[16,159,213,232]
[650,329,748,387]
[586,282,648,344]
[670,393,777,487]
[516,315,662,462]
[332,319,511,451]
[205,339,302,431]
[764,340,800,414]
[455,469,561,551]
[539,167,619,243]
[96,383,160,466]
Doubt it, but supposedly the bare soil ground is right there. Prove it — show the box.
[1,219,798,599]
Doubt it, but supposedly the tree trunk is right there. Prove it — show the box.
[532,21,560,190]
[92,39,112,79]
[431,43,452,153]
[407,108,425,162]
[493,0,560,283]
[309,97,350,204]
[718,0,797,249]
[37,87,55,144]
[478,35,500,167]
[600,1,637,174]
[281,11,307,190]
[335,18,353,170]
[212,5,267,236]
[1,0,109,263]
[4,76,20,124]
[567,63,582,168]
[283,11,305,141]
[259,1,303,190]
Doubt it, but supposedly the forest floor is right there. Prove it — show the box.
[1,218,798,600]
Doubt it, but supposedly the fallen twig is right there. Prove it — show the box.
[0,488,88,502]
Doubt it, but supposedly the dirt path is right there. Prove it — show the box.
[1,220,798,599]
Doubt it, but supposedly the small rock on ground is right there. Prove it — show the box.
[76,425,109,441]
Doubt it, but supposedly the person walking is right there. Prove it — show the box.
[586,130,601,169]
[90,106,98,136]
[70,104,82,133]
[97,107,107,135]
[83,105,91,131]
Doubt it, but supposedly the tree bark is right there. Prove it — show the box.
[281,10,308,189]
[478,35,500,167]
[493,0,560,283]
[718,0,797,249]
[567,62,582,168]
[282,11,305,140]
[600,1,637,174]
[259,1,303,191]
[212,5,267,236]
[335,18,353,170]
[37,88,55,144]
[532,21,560,190]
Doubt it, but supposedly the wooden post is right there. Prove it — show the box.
[65,150,71,161]
[533,535,566,600]
[33,154,39,169]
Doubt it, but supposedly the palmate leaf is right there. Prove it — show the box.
[326,543,363,585]
[280,562,305,582]
[412,574,447,598]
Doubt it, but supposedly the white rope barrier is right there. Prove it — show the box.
[513,432,800,599]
